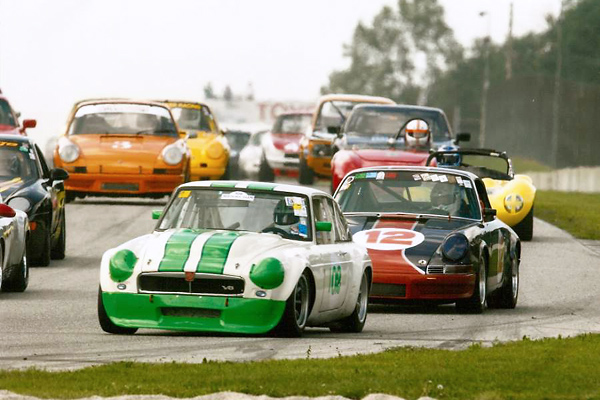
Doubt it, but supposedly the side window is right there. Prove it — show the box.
[313,197,334,245]
[332,201,351,242]
[34,144,50,178]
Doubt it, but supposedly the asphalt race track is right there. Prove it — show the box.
[1,181,600,370]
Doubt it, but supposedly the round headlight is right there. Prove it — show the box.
[250,257,285,290]
[162,143,184,165]
[441,233,469,262]
[58,137,80,163]
[504,194,524,213]
[7,197,31,213]
[207,141,224,159]
[109,249,138,282]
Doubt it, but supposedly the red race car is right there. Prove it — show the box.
[0,91,36,135]
[330,104,470,192]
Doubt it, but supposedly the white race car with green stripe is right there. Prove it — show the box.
[98,181,372,336]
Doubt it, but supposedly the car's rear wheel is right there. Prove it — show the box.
[299,157,314,185]
[274,271,311,337]
[513,206,534,241]
[1,246,28,293]
[330,270,369,333]
[97,287,138,335]
[51,211,66,260]
[456,257,487,314]
[489,256,519,309]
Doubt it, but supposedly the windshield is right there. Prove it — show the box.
[273,114,311,134]
[315,101,361,132]
[336,170,481,220]
[344,107,451,148]
[0,100,17,128]
[69,104,178,137]
[158,188,312,241]
[170,105,217,133]
[457,154,511,180]
[0,141,39,182]
[225,131,251,151]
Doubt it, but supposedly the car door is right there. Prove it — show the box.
[475,177,504,286]
[35,144,64,236]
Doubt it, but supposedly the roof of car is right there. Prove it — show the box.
[345,165,481,182]
[157,100,211,108]
[351,103,446,114]
[179,180,329,197]
[0,134,32,144]
[277,111,313,117]
[317,94,395,105]
[73,98,171,109]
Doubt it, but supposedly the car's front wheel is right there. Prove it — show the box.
[258,155,274,182]
[298,157,314,185]
[51,211,66,260]
[330,270,370,333]
[489,256,519,309]
[274,271,311,337]
[513,206,534,241]
[97,288,138,335]
[456,257,487,314]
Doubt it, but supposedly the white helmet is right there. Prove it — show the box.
[405,119,430,148]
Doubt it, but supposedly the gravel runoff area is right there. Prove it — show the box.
[0,392,437,400]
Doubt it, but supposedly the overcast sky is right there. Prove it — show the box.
[0,0,561,144]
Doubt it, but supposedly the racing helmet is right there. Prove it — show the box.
[437,145,462,166]
[405,119,430,148]
[430,182,461,214]
[273,199,299,226]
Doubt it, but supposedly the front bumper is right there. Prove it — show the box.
[267,154,300,171]
[370,273,476,301]
[307,156,332,177]
[190,166,226,181]
[65,172,183,195]
[102,292,286,334]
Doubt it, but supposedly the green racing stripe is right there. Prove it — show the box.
[158,229,202,272]
[197,231,243,274]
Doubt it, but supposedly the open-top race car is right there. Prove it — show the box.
[98,181,372,336]
[334,166,521,313]
[427,148,536,240]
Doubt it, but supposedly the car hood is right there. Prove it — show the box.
[271,133,302,152]
[0,177,32,200]
[354,149,430,164]
[139,229,297,274]
[0,125,21,135]
[346,215,476,274]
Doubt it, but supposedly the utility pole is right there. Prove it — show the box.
[505,3,514,81]
[479,11,491,148]
[551,1,564,168]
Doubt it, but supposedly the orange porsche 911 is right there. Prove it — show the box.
[53,99,189,201]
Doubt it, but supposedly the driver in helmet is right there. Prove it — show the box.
[404,119,431,150]
[271,199,301,237]
[430,182,462,216]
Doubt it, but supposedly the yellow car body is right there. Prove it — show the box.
[483,175,536,228]
[162,101,229,181]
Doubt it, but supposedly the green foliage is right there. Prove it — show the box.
[2,334,600,399]
[536,191,600,240]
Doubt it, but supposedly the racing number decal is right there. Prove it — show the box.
[353,228,425,251]
[329,265,342,295]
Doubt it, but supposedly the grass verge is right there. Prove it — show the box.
[1,334,600,400]
[536,190,600,240]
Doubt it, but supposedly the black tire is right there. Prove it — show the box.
[513,206,534,241]
[274,271,311,337]
[65,192,76,203]
[97,287,138,335]
[2,246,29,293]
[298,156,314,185]
[489,256,519,309]
[51,211,66,260]
[456,257,487,314]
[31,226,51,267]
[330,270,370,333]
[258,156,274,182]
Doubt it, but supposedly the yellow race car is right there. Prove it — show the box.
[427,148,536,240]
[161,100,229,181]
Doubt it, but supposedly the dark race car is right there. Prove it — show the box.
[0,135,69,266]
[334,166,520,313]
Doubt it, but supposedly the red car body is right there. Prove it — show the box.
[0,93,36,135]
[263,111,312,177]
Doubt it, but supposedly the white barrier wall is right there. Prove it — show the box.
[528,167,600,193]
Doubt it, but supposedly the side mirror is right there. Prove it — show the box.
[22,119,37,129]
[152,210,163,220]
[316,221,332,232]
[50,168,69,181]
[327,126,340,135]
[455,132,471,144]
[220,129,227,135]
[483,207,496,221]
[0,204,16,218]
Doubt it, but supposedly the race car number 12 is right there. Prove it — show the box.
[353,228,425,251]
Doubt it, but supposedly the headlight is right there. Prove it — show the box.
[58,137,80,163]
[207,141,224,159]
[504,194,524,213]
[250,257,285,289]
[109,249,138,282]
[441,233,469,262]
[162,142,185,165]
[7,197,31,213]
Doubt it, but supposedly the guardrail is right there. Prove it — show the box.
[527,167,600,193]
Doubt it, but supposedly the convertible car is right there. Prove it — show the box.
[298,94,395,184]
[334,166,520,313]
[98,181,372,336]
[0,135,68,266]
[0,203,29,292]
[330,104,470,192]
[427,149,536,240]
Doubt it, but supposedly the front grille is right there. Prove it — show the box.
[427,264,473,274]
[161,307,221,319]
[74,166,87,173]
[153,168,167,174]
[101,182,139,191]
[427,266,445,274]
[371,283,406,297]
[284,153,299,159]
[138,273,244,296]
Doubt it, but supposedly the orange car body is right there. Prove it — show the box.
[53,99,189,198]
[298,94,394,183]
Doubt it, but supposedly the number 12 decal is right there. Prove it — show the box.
[353,228,425,251]
[330,265,342,295]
